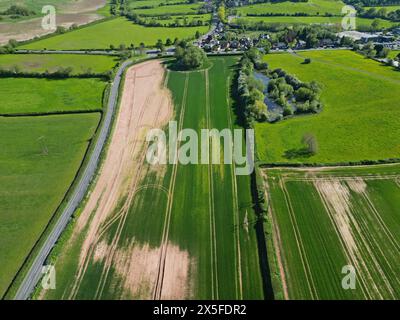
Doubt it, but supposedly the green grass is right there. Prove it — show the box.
[0,0,70,11]
[134,2,202,16]
[265,165,400,299]
[364,5,400,13]
[41,57,265,300]
[0,113,101,298]
[255,50,400,164]
[237,0,345,16]
[20,18,209,50]
[0,77,106,115]
[389,50,400,59]
[0,54,119,74]
[127,0,187,9]
[144,13,211,25]
[234,16,398,30]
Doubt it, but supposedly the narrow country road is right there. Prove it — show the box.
[14,60,133,300]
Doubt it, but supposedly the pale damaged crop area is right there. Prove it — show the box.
[264,165,400,299]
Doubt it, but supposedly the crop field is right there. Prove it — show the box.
[255,50,400,164]
[0,0,70,12]
[0,0,108,44]
[233,16,398,30]
[20,18,209,49]
[364,5,400,13]
[0,54,119,74]
[0,77,106,115]
[134,2,203,16]
[143,13,211,25]
[41,57,265,300]
[0,113,101,298]
[236,0,345,16]
[264,164,400,299]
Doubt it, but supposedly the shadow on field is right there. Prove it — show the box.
[284,147,313,159]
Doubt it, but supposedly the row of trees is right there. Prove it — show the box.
[237,53,269,126]
[0,66,113,80]
[358,42,392,58]
[357,6,400,21]
[125,11,208,27]
[0,5,35,17]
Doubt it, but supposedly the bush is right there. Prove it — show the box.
[174,42,208,70]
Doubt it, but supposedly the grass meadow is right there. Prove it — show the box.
[127,0,187,9]
[20,18,209,50]
[255,50,400,164]
[237,0,345,16]
[0,113,101,298]
[364,5,400,13]
[41,57,265,300]
[0,54,119,74]
[134,2,203,16]
[0,77,106,115]
[144,13,211,25]
[234,16,398,30]
[265,165,400,299]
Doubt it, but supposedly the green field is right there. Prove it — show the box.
[41,57,265,300]
[0,77,106,115]
[389,50,400,59]
[0,54,119,74]
[364,5,400,13]
[143,13,211,25]
[127,0,187,9]
[234,16,398,30]
[0,0,70,11]
[134,2,203,16]
[0,113,100,298]
[255,50,400,164]
[237,0,345,16]
[265,165,400,299]
[20,18,209,49]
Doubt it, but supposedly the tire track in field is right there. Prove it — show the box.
[314,178,394,299]
[225,76,243,299]
[68,68,142,299]
[280,178,319,299]
[205,69,219,299]
[153,73,189,300]
[69,63,167,299]
[95,76,170,300]
[312,180,371,299]
[262,173,289,300]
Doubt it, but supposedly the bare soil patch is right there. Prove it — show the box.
[67,60,174,299]
[0,0,107,44]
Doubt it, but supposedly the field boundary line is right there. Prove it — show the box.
[225,75,243,299]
